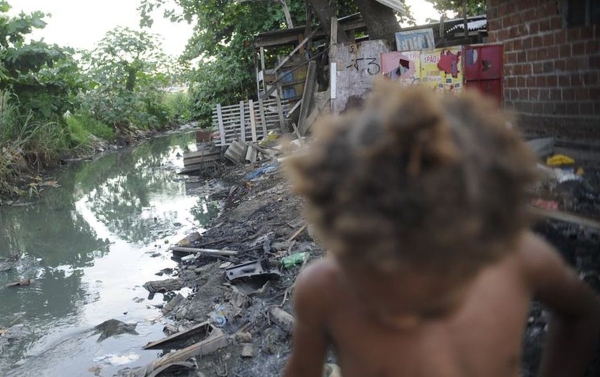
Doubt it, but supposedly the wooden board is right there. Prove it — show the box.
[144,322,213,350]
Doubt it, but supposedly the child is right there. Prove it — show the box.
[283,80,600,377]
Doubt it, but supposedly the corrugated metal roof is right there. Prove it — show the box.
[446,19,487,33]
[374,0,409,15]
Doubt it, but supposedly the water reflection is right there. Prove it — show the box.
[0,132,220,376]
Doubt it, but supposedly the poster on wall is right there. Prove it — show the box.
[381,51,421,86]
[395,29,435,52]
[419,47,463,94]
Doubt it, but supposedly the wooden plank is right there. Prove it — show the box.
[330,62,337,99]
[149,330,229,371]
[144,322,213,350]
[258,98,268,139]
[249,99,258,142]
[169,247,239,256]
[216,104,226,146]
[184,149,221,159]
[291,123,304,145]
[529,207,600,231]
[183,155,222,166]
[304,88,330,133]
[240,101,246,142]
[286,99,302,119]
[271,27,320,76]
[298,61,317,135]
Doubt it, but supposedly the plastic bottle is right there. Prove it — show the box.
[281,252,309,269]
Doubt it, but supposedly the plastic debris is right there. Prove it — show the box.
[546,154,575,166]
[531,198,559,211]
[208,304,227,327]
[281,252,309,269]
[246,163,280,181]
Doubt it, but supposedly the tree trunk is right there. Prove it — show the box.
[306,0,349,43]
[279,0,294,28]
[352,0,401,47]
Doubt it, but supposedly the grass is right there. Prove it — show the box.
[66,111,116,142]
[0,106,116,199]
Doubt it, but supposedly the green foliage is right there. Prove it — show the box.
[163,91,194,124]
[139,0,311,127]
[80,26,175,130]
[425,0,486,17]
[0,1,88,120]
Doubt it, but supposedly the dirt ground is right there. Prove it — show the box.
[121,145,600,377]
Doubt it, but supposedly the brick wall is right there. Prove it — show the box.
[487,0,599,139]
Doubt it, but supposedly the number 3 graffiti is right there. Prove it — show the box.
[346,57,381,75]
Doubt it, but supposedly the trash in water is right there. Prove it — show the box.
[93,352,140,366]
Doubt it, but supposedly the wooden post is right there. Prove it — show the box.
[297,61,317,135]
[463,0,468,40]
[249,99,258,142]
[258,98,268,139]
[216,104,226,146]
[260,47,267,94]
[254,52,261,98]
[305,3,313,52]
[330,17,338,45]
[275,91,286,134]
[298,33,306,54]
[239,101,246,142]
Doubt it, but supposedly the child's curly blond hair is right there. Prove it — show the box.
[286,80,538,277]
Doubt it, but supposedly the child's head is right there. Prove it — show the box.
[287,80,537,283]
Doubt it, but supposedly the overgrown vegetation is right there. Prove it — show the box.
[0,1,192,199]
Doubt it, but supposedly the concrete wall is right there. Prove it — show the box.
[487,0,599,139]
[330,40,390,115]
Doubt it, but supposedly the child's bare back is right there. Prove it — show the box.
[288,233,597,377]
[283,82,600,377]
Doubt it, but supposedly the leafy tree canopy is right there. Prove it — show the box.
[80,27,174,129]
[425,0,486,18]
[0,0,87,119]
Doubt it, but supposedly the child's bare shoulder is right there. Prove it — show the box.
[293,258,341,320]
[514,232,596,315]
[516,231,567,283]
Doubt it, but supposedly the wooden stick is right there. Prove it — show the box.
[529,206,600,230]
[169,247,239,256]
[269,307,294,334]
[291,123,305,147]
[287,223,308,243]
[4,279,31,288]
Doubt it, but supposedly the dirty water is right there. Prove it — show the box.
[0,131,222,377]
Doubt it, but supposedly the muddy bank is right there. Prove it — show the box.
[123,148,600,377]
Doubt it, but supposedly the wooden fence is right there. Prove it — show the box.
[212,98,290,146]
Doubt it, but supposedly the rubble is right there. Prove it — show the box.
[114,135,599,377]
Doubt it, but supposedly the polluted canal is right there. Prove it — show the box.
[0,131,223,377]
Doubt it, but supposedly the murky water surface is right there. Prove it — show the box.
[0,131,221,377]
